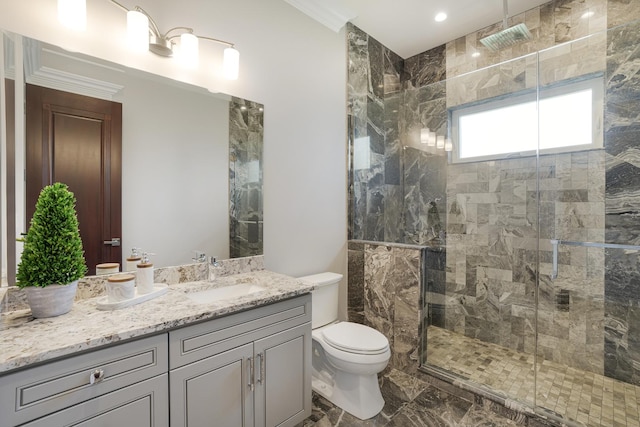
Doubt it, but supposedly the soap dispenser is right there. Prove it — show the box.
[209,256,221,281]
[136,252,155,295]
[125,247,142,271]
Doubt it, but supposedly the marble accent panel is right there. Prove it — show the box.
[348,240,428,375]
[347,241,365,324]
[229,97,264,258]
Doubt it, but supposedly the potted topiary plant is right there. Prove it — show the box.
[17,182,88,318]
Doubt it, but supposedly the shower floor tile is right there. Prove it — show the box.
[426,326,640,426]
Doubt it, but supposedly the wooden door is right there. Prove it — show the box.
[26,84,122,275]
[5,79,16,284]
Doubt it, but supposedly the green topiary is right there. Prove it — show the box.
[16,183,87,288]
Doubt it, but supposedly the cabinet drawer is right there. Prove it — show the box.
[0,334,167,426]
[170,294,311,369]
[20,374,168,427]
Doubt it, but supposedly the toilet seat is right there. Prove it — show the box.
[321,322,389,355]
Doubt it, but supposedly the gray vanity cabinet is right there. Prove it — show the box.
[169,343,255,426]
[18,374,168,427]
[169,295,312,427]
[0,334,168,427]
[253,323,311,427]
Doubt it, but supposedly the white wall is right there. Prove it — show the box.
[120,75,230,268]
[0,0,348,315]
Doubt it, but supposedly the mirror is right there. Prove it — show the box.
[1,31,263,280]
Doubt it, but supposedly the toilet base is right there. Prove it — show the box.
[312,370,384,420]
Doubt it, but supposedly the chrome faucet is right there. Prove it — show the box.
[192,251,207,263]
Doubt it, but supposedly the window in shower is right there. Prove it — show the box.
[450,74,603,163]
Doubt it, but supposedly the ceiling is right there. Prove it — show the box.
[284,0,552,58]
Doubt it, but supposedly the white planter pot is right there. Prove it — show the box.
[25,280,79,318]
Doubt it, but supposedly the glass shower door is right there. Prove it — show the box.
[535,21,640,426]
[421,53,540,409]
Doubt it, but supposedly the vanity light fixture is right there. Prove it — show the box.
[58,0,87,31]
[436,135,445,149]
[110,0,240,79]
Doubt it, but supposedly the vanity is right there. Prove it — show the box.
[0,268,314,427]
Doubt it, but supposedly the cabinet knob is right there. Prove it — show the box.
[89,369,105,385]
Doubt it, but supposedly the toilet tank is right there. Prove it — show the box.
[298,272,343,329]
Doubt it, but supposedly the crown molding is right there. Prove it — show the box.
[23,39,124,101]
[284,0,356,33]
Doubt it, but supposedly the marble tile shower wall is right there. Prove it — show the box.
[348,24,405,243]
[441,0,609,378]
[603,18,640,386]
[347,0,640,388]
[229,97,264,258]
[348,241,429,376]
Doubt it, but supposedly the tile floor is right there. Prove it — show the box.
[296,368,524,426]
[426,326,640,427]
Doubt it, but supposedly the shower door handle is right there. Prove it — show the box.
[551,239,640,279]
[551,239,559,279]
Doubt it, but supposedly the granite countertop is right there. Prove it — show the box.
[0,270,314,374]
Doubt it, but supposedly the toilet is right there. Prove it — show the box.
[299,272,390,420]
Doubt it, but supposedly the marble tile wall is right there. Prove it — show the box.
[603,18,640,386]
[229,97,264,258]
[348,241,432,376]
[348,24,405,243]
[347,0,640,390]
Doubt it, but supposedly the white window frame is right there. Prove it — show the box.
[450,74,604,164]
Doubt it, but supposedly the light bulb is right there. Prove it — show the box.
[428,131,436,147]
[127,10,149,53]
[179,33,199,68]
[420,128,430,144]
[223,47,240,80]
[436,135,445,149]
[58,0,86,31]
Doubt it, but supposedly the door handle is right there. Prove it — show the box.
[256,352,263,385]
[103,238,121,247]
[247,357,255,391]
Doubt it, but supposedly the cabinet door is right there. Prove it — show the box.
[21,374,168,427]
[253,323,311,427]
[170,343,254,427]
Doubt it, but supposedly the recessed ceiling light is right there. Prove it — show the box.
[471,52,481,58]
[435,12,447,22]
[581,11,595,19]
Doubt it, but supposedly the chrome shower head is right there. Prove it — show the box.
[480,23,533,51]
[479,0,533,51]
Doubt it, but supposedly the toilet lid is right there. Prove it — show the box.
[321,322,389,354]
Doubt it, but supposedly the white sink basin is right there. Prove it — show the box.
[185,283,266,304]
